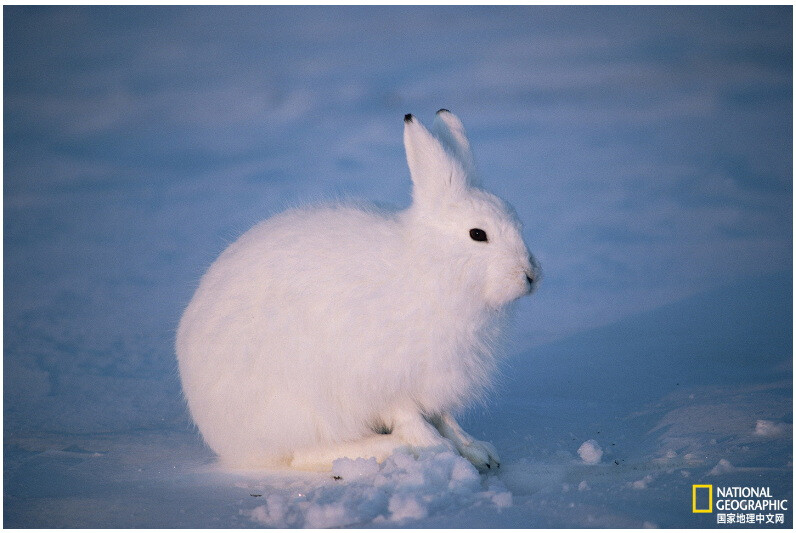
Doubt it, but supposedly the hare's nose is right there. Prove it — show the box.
[524,256,541,293]
[524,270,539,294]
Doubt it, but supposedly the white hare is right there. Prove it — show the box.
[176,110,539,471]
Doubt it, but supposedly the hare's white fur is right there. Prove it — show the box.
[176,111,539,470]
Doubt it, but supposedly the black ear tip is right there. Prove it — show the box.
[404,113,413,123]
[436,108,450,114]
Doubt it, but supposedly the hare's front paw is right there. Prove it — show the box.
[458,439,500,471]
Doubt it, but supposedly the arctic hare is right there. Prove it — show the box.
[177,110,539,470]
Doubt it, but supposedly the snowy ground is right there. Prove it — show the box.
[4,6,792,528]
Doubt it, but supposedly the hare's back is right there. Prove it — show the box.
[252,204,398,268]
[203,204,402,304]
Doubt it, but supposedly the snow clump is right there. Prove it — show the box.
[244,450,512,528]
[577,439,603,464]
[754,419,791,438]
[708,458,735,476]
[630,474,654,490]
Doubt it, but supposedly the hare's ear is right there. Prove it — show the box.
[432,109,479,186]
[404,113,466,207]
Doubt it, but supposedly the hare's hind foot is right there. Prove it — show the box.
[290,408,499,471]
[290,408,458,470]
[431,412,501,471]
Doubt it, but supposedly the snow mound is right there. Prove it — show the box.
[708,458,736,476]
[244,451,512,528]
[629,474,655,490]
[577,439,603,464]
[754,419,791,438]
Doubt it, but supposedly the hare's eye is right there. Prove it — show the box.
[469,228,488,242]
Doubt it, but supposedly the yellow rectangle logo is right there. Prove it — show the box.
[693,484,713,513]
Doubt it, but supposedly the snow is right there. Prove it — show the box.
[629,475,655,490]
[237,452,511,528]
[709,459,736,476]
[577,440,603,465]
[755,420,792,439]
[4,5,792,529]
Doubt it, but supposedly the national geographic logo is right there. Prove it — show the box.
[693,484,789,525]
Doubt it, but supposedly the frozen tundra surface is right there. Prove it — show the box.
[5,273,791,528]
